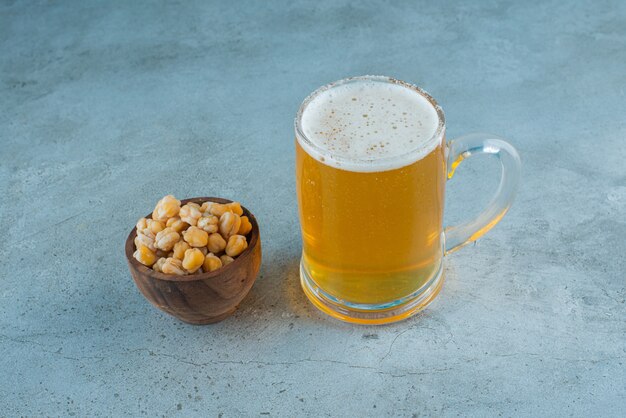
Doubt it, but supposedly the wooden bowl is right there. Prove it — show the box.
[125,197,262,324]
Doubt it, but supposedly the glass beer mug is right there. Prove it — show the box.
[295,76,521,324]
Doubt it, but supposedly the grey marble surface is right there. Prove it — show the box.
[1,0,624,416]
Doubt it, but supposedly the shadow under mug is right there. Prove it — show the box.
[294,75,521,325]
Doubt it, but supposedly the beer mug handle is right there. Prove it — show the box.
[444,133,521,254]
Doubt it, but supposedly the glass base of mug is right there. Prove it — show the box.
[299,260,444,325]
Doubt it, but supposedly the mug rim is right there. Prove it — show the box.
[294,75,446,170]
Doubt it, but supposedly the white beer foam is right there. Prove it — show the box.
[298,78,443,172]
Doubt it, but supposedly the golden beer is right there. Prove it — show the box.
[296,76,447,319]
[296,141,445,304]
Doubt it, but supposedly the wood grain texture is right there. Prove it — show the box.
[125,197,262,324]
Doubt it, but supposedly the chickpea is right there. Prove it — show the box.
[182,226,209,247]
[238,216,252,236]
[182,248,204,273]
[154,227,180,251]
[227,202,244,216]
[161,257,186,275]
[199,201,212,213]
[179,203,202,226]
[197,215,219,233]
[136,217,149,232]
[203,253,223,272]
[207,233,227,254]
[134,244,157,267]
[225,234,248,257]
[152,257,167,273]
[152,195,181,221]
[172,240,190,260]
[135,233,156,252]
[201,202,230,217]
[137,222,156,240]
[136,226,156,240]
[146,219,165,234]
[219,211,241,239]
[220,254,234,266]
[166,216,189,233]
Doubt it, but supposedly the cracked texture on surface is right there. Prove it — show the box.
[1,0,625,416]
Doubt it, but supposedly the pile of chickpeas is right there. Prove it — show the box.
[133,195,252,275]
